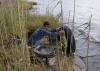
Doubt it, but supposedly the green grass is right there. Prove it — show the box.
[25,14,60,32]
[0,0,73,71]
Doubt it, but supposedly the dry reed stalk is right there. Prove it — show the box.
[86,15,92,71]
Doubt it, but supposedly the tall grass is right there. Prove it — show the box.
[0,0,30,71]
[0,0,73,71]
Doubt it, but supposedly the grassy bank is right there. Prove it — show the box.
[0,0,73,71]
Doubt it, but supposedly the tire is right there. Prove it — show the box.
[63,26,76,56]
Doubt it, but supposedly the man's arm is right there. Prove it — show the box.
[40,29,59,37]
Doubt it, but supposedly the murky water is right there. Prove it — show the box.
[27,0,100,42]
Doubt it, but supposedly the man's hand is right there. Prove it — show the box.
[56,27,63,31]
[59,30,65,35]
[39,36,49,45]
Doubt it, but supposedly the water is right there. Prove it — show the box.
[27,0,100,42]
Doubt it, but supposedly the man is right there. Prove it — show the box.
[28,21,59,49]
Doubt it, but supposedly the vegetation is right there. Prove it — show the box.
[0,0,73,71]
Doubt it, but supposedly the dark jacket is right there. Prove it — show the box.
[28,27,59,46]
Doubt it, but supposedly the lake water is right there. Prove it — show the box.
[27,0,100,42]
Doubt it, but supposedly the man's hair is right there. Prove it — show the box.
[43,21,50,27]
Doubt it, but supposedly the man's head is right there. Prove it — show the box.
[43,21,50,30]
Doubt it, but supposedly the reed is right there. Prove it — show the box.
[86,15,92,71]
[0,0,73,71]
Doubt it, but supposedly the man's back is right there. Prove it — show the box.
[28,27,59,47]
[28,27,43,46]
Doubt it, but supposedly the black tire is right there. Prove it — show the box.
[63,26,76,56]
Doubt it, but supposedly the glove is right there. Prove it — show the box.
[59,30,65,35]
[56,27,63,31]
